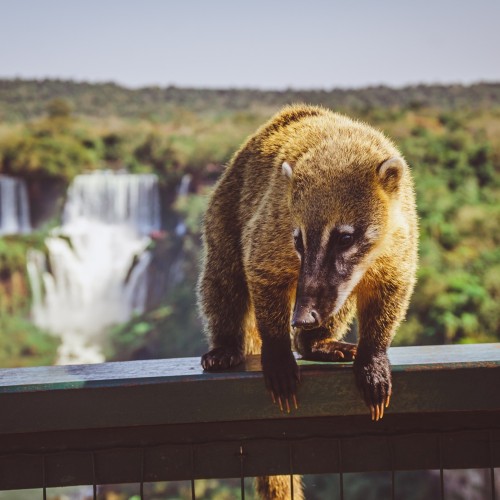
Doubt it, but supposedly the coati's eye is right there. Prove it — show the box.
[337,233,354,249]
[293,228,304,254]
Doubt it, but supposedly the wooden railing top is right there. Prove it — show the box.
[0,343,499,435]
[1,343,499,390]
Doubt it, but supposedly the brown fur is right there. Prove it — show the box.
[198,104,418,498]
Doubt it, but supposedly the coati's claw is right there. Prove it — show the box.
[201,347,244,371]
[353,350,392,422]
[261,345,300,413]
[293,394,298,410]
[385,393,391,408]
[371,403,385,421]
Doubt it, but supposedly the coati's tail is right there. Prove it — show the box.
[255,475,304,500]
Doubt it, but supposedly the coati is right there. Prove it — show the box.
[198,104,418,423]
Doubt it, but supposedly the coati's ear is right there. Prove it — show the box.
[282,161,293,180]
[377,157,404,193]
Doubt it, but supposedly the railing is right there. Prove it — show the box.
[0,344,499,498]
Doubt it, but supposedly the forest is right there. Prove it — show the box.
[0,78,498,498]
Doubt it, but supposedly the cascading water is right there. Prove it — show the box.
[28,171,161,364]
[0,175,31,235]
[175,173,192,237]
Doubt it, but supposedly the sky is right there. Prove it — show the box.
[1,0,499,90]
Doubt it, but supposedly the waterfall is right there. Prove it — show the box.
[0,175,31,235]
[175,173,192,237]
[63,172,160,234]
[28,172,161,365]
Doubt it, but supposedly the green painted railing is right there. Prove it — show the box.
[0,344,499,495]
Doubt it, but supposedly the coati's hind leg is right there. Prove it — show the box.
[255,475,304,500]
[294,299,356,362]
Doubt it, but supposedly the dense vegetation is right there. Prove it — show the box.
[0,78,498,499]
[1,78,499,122]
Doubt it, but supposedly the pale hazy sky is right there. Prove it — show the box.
[1,0,499,89]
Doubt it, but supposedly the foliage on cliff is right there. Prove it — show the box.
[0,235,59,367]
[0,99,258,189]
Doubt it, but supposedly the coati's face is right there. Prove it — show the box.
[282,156,404,328]
[290,218,380,328]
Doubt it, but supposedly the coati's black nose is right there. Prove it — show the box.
[291,306,320,329]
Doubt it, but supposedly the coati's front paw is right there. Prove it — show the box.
[353,350,392,421]
[261,344,300,413]
[201,347,244,371]
[306,340,357,362]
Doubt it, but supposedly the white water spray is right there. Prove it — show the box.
[0,175,31,235]
[28,172,161,364]
[175,173,192,237]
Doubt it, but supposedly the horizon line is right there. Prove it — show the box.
[1,75,499,93]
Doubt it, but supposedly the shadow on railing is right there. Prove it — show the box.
[0,344,499,498]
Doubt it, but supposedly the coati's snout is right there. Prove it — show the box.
[291,275,338,329]
[291,298,322,329]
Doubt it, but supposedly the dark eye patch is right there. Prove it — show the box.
[337,233,354,249]
[326,228,357,258]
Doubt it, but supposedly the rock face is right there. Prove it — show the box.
[28,171,162,364]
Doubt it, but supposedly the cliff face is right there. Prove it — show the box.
[27,177,67,228]
[0,268,28,313]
